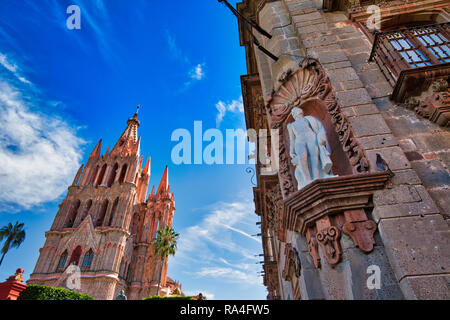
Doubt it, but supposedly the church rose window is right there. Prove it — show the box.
[81,249,94,271]
[56,250,68,272]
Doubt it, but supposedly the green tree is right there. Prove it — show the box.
[152,226,179,296]
[0,222,26,266]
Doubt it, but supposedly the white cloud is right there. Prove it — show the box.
[0,67,84,211]
[173,198,263,287]
[183,290,215,300]
[190,63,205,81]
[194,267,259,285]
[166,30,190,64]
[0,53,31,84]
[215,96,244,127]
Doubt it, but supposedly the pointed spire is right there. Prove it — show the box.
[89,140,102,160]
[143,157,151,176]
[147,186,156,201]
[104,145,110,157]
[157,166,169,195]
[139,155,143,168]
[110,109,141,158]
[72,165,84,186]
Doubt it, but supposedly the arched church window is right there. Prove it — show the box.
[108,198,119,227]
[65,200,81,228]
[96,164,107,186]
[68,246,83,266]
[119,258,125,276]
[81,249,94,271]
[56,250,68,272]
[89,166,99,185]
[118,164,128,184]
[97,200,109,227]
[125,263,132,282]
[82,200,93,222]
[108,163,119,187]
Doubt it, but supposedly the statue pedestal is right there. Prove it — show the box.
[283,172,391,268]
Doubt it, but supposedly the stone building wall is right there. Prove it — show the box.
[239,0,449,300]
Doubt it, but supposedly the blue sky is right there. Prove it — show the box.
[0,0,266,299]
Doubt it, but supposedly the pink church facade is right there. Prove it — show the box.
[28,112,176,300]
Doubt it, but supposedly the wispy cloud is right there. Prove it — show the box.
[189,63,205,81]
[0,53,31,84]
[172,197,263,290]
[165,30,206,91]
[194,267,259,285]
[0,55,85,212]
[215,96,244,127]
[166,30,190,64]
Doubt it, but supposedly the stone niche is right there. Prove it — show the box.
[267,56,392,268]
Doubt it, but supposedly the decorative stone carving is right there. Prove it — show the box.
[405,79,450,127]
[343,219,377,253]
[287,107,336,190]
[267,58,369,198]
[265,184,282,231]
[306,229,321,269]
[263,263,280,299]
[283,172,391,268]
[317,226,342,266]
[282,243,302,281]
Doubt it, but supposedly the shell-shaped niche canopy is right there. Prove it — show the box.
[266,58,369,198]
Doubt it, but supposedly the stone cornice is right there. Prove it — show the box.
[283,172,390,234]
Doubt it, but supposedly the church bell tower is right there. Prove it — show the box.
[28,110,176,300]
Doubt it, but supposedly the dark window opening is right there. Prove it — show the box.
[68,246,82,266]
[97,200,109,227]
[81,249,94,271]
[96,164,107,186]
[118,164,128,184]
[108,163,119,187]
[56,250,68,272]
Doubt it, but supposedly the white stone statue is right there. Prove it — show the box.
[287,107,336,190]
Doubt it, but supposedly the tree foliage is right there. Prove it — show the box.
[0,221,26,266]
[18,285,94,300]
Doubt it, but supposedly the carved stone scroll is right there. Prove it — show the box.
[316,217,342,266]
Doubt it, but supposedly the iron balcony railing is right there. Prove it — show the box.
[369,22,450,89]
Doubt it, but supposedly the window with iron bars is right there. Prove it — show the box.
[369,22,450,87]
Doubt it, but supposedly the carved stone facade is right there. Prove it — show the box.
[28,113,177,300]
[238,0,450,300]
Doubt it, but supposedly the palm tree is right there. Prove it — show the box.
[0,222,26,266]
[152,226,179,296]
